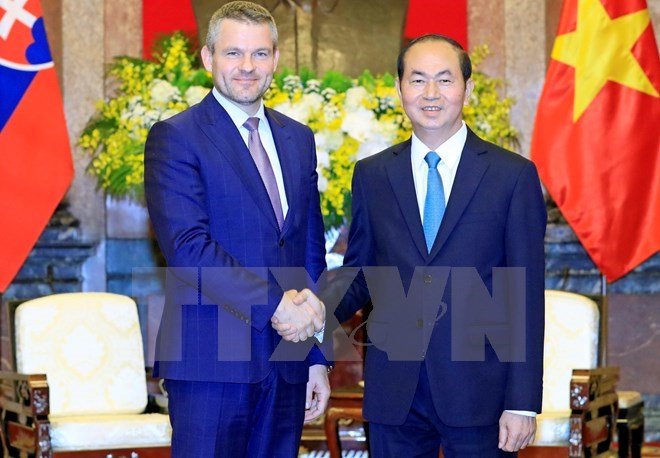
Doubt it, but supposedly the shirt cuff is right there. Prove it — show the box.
[505,410,537,417]
[313,326,325,343]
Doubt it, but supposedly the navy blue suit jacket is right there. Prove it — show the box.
[145,93,327,385]
[331,129,546,426]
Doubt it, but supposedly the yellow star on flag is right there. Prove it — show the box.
[551,0,659,121]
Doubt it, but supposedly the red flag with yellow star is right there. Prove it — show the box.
[531,0,660,282]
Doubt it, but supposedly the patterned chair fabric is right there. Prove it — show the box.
[532,290,599,445]
[14,292,171,451]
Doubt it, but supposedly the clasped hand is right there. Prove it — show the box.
[271,289,325,342]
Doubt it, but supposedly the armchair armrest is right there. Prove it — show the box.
[145,370,168,414]
[0,371,52,457]
[569,367,619,457]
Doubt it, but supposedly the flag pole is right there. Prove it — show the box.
[599,274,608,367]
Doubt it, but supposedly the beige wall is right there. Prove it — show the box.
[191,0,407,76]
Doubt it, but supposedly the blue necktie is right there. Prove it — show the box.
[423,152,445,252]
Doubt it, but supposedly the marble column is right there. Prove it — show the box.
[55,0,144,290]
[61,0,106,291]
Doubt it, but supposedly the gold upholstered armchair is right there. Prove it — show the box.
[0,292,171,457]
[325,290,643,458]
[521,290,643,457]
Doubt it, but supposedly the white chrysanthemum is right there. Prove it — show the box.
[315,148,330,169]
[126,95,145,111]
[160,109,181,121]
[375,118,401,142]
[272,101,310,124]
[304,79,322,94]
[150,79,180,106]
[185,86,209,106]
[477,120,492,133]
[142,110,161,127]
[317,170,328,192]
[282,75,303,92]
[341,107,377,142]
[356,134,390,161]
[321,87,337,101]
[344,86,370,111]
[322,103,341,123]
[314,130,344,159]
[298,92,324,113]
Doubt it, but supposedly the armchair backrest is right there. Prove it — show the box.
[542,290,599,412]
[14,292,148,417]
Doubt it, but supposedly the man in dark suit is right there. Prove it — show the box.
[144,2,330,456]
[281,35,546,456]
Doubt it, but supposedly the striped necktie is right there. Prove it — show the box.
[243,117,284,230]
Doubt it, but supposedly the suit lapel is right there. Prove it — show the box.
[428,128,489,259]
[197,94,280,231]
[266,108,300,235]
[385,140,429,260]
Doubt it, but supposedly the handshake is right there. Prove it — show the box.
[271,289,325,342]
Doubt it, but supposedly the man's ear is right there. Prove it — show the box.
[464,78,475,105]
[273,46,280,72]
[201,45,213,72]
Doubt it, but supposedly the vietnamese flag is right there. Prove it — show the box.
[531,0,660,282]
[0,0,73,292]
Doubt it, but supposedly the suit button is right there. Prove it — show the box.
[424,275,432,284]
[279,239,285,247]
[416,319,424,328]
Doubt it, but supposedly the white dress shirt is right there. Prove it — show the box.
[410,122,536,419]
[410,122,466,224]
[212,88,289,220]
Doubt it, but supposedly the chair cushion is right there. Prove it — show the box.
[618,390,643,409]
[542,291,599,413]
[50,413,171,451]
[15,293,148,416]
[532,411,570,445]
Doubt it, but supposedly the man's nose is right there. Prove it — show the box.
[423,82,440,99]
[239,55,255,71]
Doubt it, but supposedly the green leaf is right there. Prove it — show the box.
[321,71,353,93]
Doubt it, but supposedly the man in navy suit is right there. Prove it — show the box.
[144,2,330,456]
[281,35,546,456]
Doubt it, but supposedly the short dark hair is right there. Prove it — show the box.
[397,34,472,82]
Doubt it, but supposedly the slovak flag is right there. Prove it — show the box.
[0,0,74,292]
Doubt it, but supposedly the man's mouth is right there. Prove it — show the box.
[422,106,442,111]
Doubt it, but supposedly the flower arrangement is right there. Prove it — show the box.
[264,69,412,229]
[79,33,211,199]
[80,33,518,231]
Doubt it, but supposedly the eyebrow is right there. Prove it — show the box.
[221,46,272,53]
[409,69,453,78]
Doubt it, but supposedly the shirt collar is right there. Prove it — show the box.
[411,121,467,171]
[212,87,266,129]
